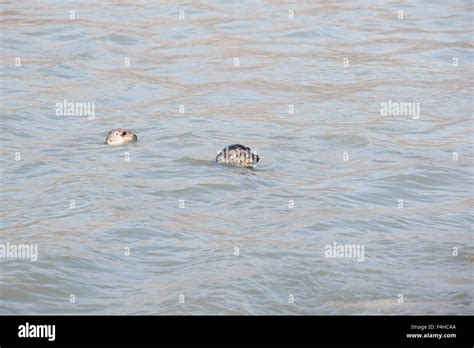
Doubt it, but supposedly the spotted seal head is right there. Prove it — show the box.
[105,128,137,146]
[216,144,259,168]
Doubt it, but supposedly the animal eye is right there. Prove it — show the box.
[121,131,127,136]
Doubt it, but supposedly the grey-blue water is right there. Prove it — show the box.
[0,0,473,314]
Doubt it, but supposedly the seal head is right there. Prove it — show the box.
[216,144,259,168]
[105,128,137,146]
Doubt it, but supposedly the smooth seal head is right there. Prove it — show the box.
[216,144,260,168]
[105,128,138,146]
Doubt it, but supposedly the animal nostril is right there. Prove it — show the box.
[133,134,137,139]
[256,155,260,163]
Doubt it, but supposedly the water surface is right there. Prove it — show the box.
[0,0,473,314]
